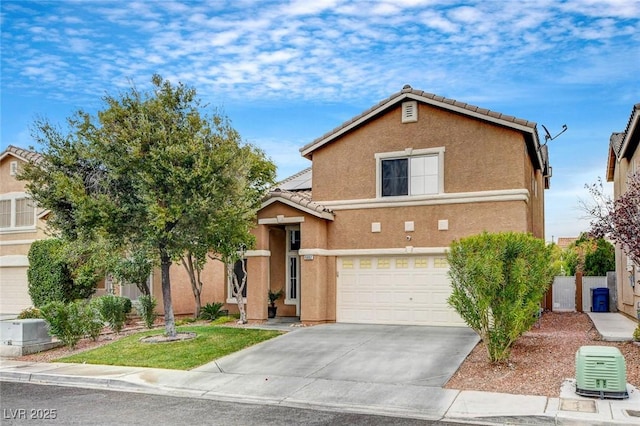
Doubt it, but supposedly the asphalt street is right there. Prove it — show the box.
[0,382,469,426]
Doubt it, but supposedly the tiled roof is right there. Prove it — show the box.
[610,132,625,157]
[300,85,541,163]
[263,188,333,221]
[556,237,578,250]
[607,133,625,181]
[0,145,43,163]
[606,103,640,180]
[618,103,640,159]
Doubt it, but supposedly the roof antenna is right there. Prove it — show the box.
[541,124,568,145]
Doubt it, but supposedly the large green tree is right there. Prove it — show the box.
[21,75,275,336]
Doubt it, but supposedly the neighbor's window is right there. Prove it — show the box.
[380,153,440,197]
[0,195,35,230]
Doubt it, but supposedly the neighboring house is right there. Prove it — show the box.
[606,103,640,320]
[556,237,578,250]
[0,146,47,315]
[241,85,551,326]
[0,145,222,317]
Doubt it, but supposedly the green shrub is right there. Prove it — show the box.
[447,232,554,362]
[584,239,615,276]
[81,302,104,341]
[17,307,41,319]
[91,295,128,333]
[28,239,73,307]
[134,295,158,329]
[633,325,640,342]
[200,302,224,321]
[40,300,86,348]
[27,238,96,307]
[122,297,133,315]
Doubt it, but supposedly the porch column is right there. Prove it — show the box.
[300,255,326,322]
[246,224,270,322]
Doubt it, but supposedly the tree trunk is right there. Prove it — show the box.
[160,249,176,337]
[228,262,247,324]
[182,254,202,319]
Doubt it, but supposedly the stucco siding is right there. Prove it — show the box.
[311,102,528,202]
[323,201,529,250]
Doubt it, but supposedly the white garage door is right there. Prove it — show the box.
[0,266,32,315]
[337,256,465,326]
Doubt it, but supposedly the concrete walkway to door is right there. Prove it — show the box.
[192,323,479,387]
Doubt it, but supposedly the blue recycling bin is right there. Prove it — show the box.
[591,288,609,312]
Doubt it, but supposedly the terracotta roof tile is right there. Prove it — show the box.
[610,132,625,157]
[265,189,333,218]
[1,145,43,163]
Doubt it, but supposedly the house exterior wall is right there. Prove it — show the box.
[310,102,543,239]
[248,100,545,324]
[612,147,640,319]
[151,259,226,316]
[0,154,49,314]
[311,103,528,200]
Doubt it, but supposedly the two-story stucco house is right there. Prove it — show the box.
[0,146,47,315]
[242,85,550,326]
[0,144,224,317]
[606,103,640,320]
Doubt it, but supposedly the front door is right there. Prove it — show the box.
[285,226,301,316]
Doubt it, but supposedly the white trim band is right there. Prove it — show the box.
[0,239,37,246]
[317,189,530,210]
[0,255,29,267]
[244,250,271,257]
[258,216,305,225]
[298,247,448,256]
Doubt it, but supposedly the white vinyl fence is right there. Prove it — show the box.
[552,276,576,311]
[582,276,608,312]
[551,275,609,312]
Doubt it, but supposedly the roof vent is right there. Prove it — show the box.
[402,101,418,123]
[402,84,412,90]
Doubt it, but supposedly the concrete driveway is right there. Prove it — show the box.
[195,323,479,387]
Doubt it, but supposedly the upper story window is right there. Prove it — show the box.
[0,193,36,231]
[376,147,444,198]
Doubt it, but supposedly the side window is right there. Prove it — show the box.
[0,195,36,230]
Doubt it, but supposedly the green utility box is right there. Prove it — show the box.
[575,345,628,399]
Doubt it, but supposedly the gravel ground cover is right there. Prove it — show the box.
[445,311,639,396]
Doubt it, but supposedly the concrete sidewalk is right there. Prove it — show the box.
[588,312,638,341]
[1,312,639,425]
[1,358,639,424]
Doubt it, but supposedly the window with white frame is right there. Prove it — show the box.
[376,148,444,197]
[0,194,35,231]
[285,226,300,305]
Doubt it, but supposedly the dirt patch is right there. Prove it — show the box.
[139,332,196,343]
[444,311,640,397]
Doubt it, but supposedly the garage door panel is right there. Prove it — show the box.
[337,256,465,326]
[0,266,32,314]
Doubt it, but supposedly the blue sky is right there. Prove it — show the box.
[1,0,639,241]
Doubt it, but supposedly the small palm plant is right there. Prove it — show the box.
[268,288,283,307]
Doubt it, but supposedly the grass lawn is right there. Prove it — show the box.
[57,325,282,370]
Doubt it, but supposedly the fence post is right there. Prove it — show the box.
[545,284,553,311]
[575,272,583,313]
